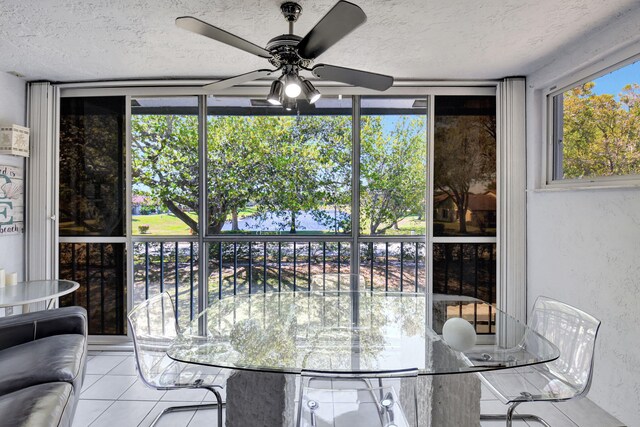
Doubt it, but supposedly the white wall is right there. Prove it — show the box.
[525,7,640,425]
[0,72,27,284]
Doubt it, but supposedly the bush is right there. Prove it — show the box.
[138,224,150,234]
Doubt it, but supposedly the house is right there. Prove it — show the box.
[0,1,639,426]
[433,191,496,229]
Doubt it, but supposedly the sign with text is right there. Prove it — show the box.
[0,165,24,236]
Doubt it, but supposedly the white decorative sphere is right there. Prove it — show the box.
[442,317,477,352]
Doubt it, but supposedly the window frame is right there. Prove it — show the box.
[544,52,640,189]
[56,82,500,345]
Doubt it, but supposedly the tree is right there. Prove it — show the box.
[255,115,352,233]
[132,114,272,234]
[562,82,640,178]
[132,113,352,235]
[360,115,427,235]
[206,116,274,233]
[433,114,496,234]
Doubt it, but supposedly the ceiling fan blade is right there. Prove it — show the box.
[176,16,272,59]
[202,69,276,92]
[296,1,366,60]
[312,64,393,91]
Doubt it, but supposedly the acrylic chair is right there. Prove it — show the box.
[300,275,418,427]
[479,296,601,427]
[127,292,225,427]
[297,370,419,427]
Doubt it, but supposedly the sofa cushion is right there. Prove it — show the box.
[0,334,86,396]
[0,307,87,352]
[0,382,74,427]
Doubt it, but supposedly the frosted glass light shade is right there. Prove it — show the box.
[442,317,476,352]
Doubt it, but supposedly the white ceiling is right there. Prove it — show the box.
[0,0,638,82]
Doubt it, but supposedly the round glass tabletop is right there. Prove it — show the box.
[0,280,79,307]
[168,291,559,376]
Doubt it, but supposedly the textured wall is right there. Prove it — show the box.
[527,190,640,424]
[0,72,26,285]
[525,6,640,424]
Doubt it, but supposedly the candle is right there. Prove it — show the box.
[0,269,4,287]
[6,272,18,286]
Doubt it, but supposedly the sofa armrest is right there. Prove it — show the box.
[0,307,87,351]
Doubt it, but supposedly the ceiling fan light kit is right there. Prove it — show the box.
[301,78,321,104]
[282,96,297,112]
[283,72,302,98]
[267,80,284,105]
[176,1,393,110]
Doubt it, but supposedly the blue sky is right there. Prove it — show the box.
[590,60,640,96]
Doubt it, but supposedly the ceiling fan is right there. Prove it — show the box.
[176,1,394,110]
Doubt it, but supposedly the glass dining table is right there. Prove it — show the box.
[168,276,559,426]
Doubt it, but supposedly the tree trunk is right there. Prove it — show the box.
[457,206,467,233]
[164,199,198,233]
[290,211,296,234]
[208,218,226,234]
[232,209,239,231]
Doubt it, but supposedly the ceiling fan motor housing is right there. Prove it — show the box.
[267,34,310,69]
[267,3,310,69]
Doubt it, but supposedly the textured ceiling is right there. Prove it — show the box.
[0,0,638,82]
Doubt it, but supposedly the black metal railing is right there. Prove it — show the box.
[433,243,497,333]
[133,241,200,328]
[126,240,495,332]
[59,242,127,335]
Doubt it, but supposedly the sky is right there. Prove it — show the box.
[590,60,640,96]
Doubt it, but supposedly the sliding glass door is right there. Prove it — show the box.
[56,88,497,339]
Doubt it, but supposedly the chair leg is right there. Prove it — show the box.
[208,387,224,427]
[150,388,225,427]
[480,401,553,427]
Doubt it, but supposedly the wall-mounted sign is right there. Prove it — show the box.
[0,165,24,236]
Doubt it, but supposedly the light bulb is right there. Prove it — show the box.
[284,74,302,98]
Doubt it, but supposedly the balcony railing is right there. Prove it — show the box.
[131,239,495,333]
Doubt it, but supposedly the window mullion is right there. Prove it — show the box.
[198,95,208,313]
[351,95,361,276]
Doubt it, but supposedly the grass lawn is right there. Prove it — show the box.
[133,210,434,236]
[132,207,257,235]
[133,213,197,235]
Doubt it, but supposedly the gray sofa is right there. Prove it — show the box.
[0,307,88,427]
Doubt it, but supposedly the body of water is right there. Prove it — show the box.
[220,209,349,233]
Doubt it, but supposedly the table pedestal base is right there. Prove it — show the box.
[418,374,481,427]
[225,370,480,427]
[226,370,297,427]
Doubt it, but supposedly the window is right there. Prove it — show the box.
[206,96,352,235]
[432,96,497,323]
[57,90,499,337]
[550,58,640,183]
[131,97,199,236]
[58,96,127,335]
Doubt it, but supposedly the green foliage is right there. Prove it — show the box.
[562,82,640,178]
[132,112,428,236]
[132,115,199,232]
[360,116,427,235]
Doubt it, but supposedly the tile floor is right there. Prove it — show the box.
[75,351,625,427]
